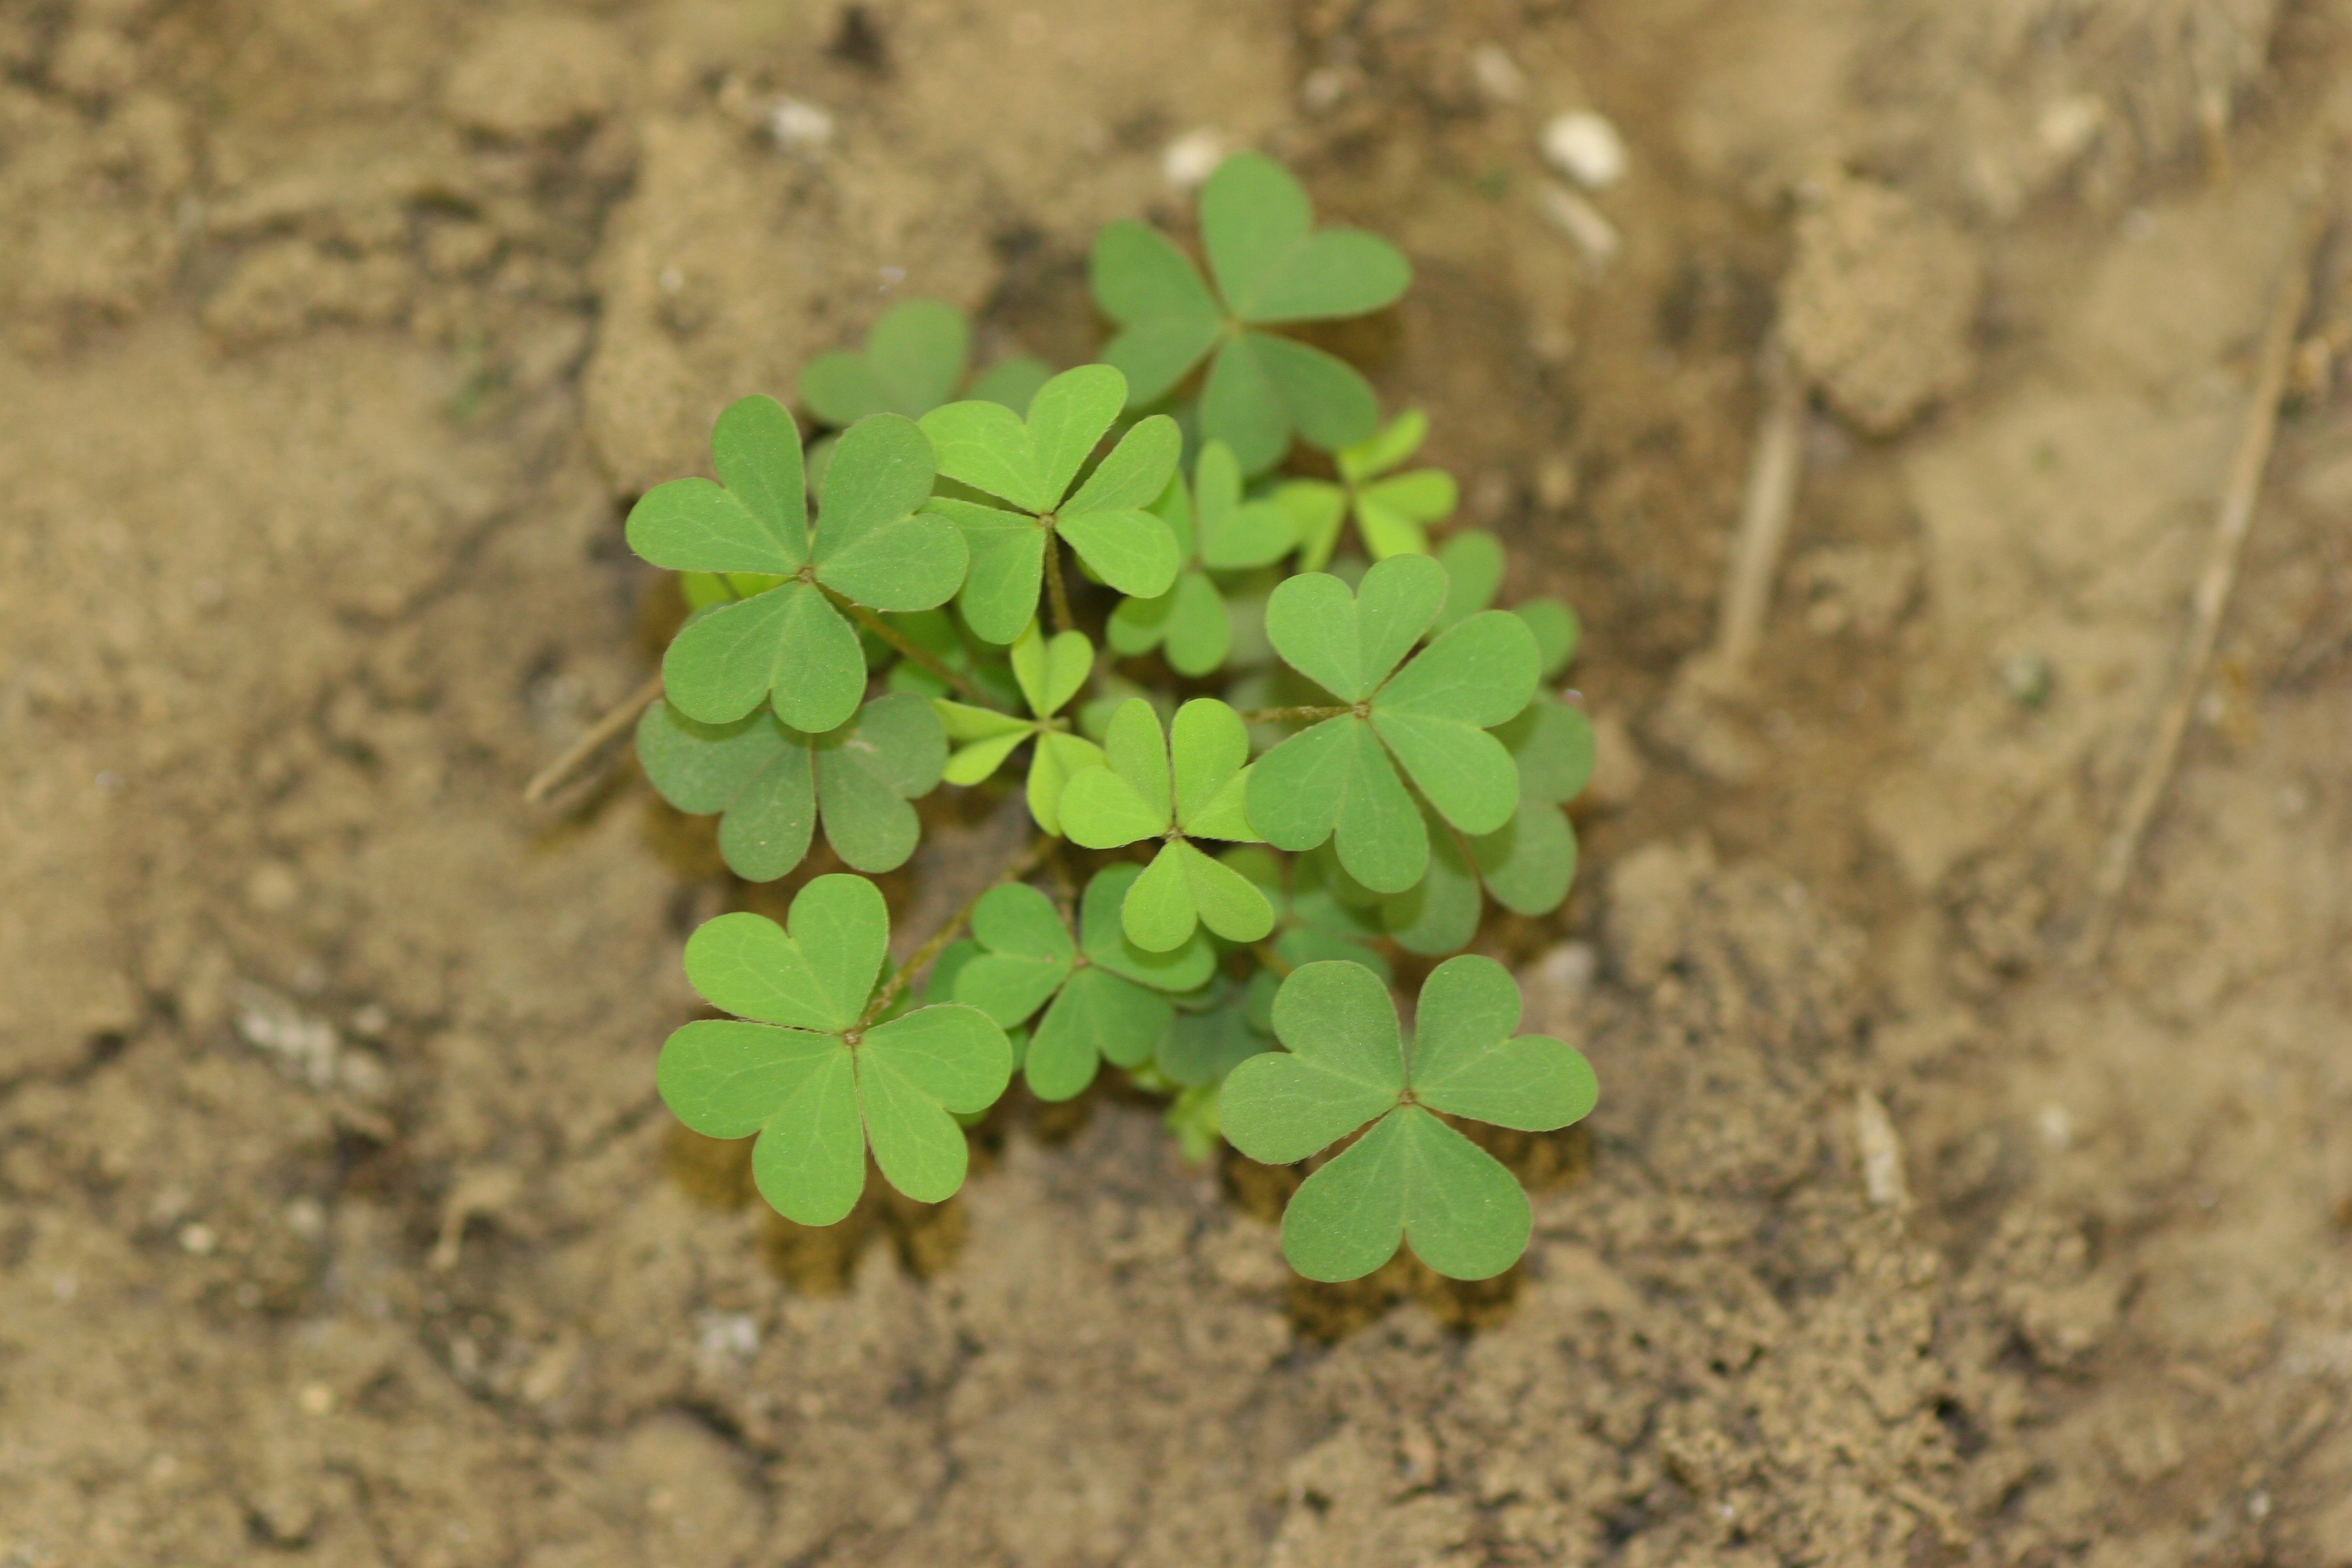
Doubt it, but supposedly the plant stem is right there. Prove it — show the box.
[827,590,995,705]
[859,833,1059,1028]
[1238,705,1351,724]
[1252,941,1293,978]
[1044,532,1077,637]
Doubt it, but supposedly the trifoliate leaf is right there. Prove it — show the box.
[1200,153,1411,326]
[1253,556,1531,891]
[1219,956,1596,1281]
[1061,698,1270,948]
[638,692,944,880]
[659,875,1012,1224]
[919,366,1180,630]
[952,883,1077,1027]
[639,407,956,732]
[1089,154,1406,472]
[799,299,969,426]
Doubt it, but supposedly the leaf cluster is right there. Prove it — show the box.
[624,153,1603,1282]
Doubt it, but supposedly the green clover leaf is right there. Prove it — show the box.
[1091,152,1411,475]
[1108,440,1297,676]
[1219,956,1598,1281]
[628,399,967,730]
[658,875,1012,1225]
[799,297,1052,426]
[930,620,1106,835]
[1244,554,1540,893]
[918,364,1181,642]
[1059,697,1275,950]
[1273,409,1459,568]
[946,877,1203,1101]
[636,691,946,881]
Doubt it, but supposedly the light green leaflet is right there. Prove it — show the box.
[1218,957,1598,1281]
[1108,440,1296,677]
[627,399,966,732]
[949,873,1212,1101]
[918,364,1181,644]
[1059,697,1275,951]
[929,621,1105,836]
[1273,409,1459,569]
[657,875,1012,1226]
[1244,554,1540,893]
[1090,152,1411,475]
[636,691,946,881]
[798,297,1052,426]
[1428,527,1583,671]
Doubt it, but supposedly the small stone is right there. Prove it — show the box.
[767,97,834,155]
[297,1382,335,1416]
[1539,111,1627,190]
[177,1221,217,1256]
[1161,128,1224,191]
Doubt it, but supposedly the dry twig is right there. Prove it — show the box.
[522,672,665,805]
[1709,336,1808,681]
[2072,213,2323,966]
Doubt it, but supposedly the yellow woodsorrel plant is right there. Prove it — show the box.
[628,154,1598,1281]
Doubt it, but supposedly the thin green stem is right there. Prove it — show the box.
[1252,940,1294,979]
[826,589,994,706]
[1044,531,1077,637]
[859,834,1059,1028]
[1238,705,1351,724]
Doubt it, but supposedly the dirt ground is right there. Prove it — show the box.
[5,0,2352,1563]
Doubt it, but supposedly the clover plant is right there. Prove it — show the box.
[628,154,1598,1283]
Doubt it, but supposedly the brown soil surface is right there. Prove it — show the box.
[6,1,2352,1563]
